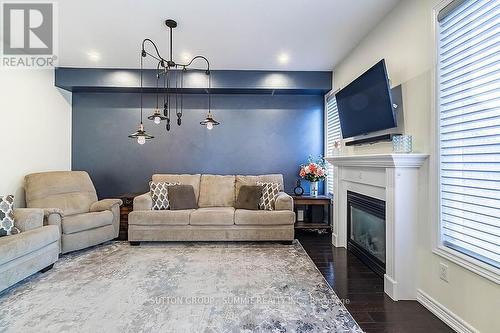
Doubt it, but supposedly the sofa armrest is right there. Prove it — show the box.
[41,208,63,253]
[90,199,123,212]
[274,192,294,211]
[133,192,152,211]
[13,208,44,232]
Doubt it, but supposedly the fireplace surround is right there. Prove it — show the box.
[326,154,428,300]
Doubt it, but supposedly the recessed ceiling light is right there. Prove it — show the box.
[278,53,289,65]
[87,51,101,62]
[181,52,191,62]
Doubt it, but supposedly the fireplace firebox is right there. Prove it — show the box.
[347,191,386,277]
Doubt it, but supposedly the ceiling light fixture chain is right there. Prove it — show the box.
[129,18,219,144]
[128,52,154,144]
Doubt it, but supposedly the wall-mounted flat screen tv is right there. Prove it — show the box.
[335,59,396,138]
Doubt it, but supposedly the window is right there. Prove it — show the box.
[436,0,500,271]
[325,92,341,194]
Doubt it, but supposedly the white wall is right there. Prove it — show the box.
[0,69,71,207]
[333,0,500,332]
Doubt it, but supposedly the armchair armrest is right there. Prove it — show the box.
[13,208,44,232]
[133,192,152,211]
[43,207,63,227]
[274,192,294,211]
[90,199,123,212]
[43,208,63,222]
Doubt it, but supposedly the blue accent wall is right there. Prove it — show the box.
[72,92,324,198]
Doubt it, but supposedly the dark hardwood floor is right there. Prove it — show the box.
[296,230,454,333]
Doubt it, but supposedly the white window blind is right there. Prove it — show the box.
[438,0,500,268]
[325,94,341,194]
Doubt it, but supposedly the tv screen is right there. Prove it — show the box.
[335,59,396,138]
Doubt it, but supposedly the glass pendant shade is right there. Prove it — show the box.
[137,136,146,145]
[128,123,154,144]
[147,109,167,124]
[200,111,219,130]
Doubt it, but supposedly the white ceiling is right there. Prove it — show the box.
[57,0,400,70]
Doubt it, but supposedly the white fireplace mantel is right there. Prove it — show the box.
[326,153,429,301]
[326,153,429,168]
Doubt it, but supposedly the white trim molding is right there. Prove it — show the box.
[433,246,500,285]
[429,0,500,285]
[417,289,479,333]
[327,153,429,168]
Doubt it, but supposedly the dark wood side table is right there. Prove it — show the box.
[116,193,140,241]
[292,195,332,231]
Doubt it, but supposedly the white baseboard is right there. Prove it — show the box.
[384,274,397,301]
[416,289,478,333]
[331,232,338,247]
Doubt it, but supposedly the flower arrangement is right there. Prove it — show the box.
[299,155,328,182]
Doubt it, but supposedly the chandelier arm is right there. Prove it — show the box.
[177,55,211,112]
[141,39,166,64]
[143,51,163,63]
[178,55,210,73]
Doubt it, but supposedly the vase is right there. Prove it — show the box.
[309,181,318,197]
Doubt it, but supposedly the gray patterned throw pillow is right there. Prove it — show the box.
[0,195,19,237]
[150,182,180,210]
[256,182,281,211]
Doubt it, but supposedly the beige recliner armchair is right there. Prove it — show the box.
[24,171,122,254]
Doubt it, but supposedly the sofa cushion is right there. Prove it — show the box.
[168,185,198,210]
[150,182,179,210]
[128,210,193,226]
[0,225,59,266]
[198,175,236,208]
[62,211,113,234]
[152,174,201,202]
[257,182,281,211]
[235,175,284,198]
[234,185,262,210]
[189,207,235,226]
[24,171,98,215]
[234,209,295,225]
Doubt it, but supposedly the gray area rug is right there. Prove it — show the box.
[0,241,362,333]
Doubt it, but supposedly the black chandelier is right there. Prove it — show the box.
[129,19,219,145]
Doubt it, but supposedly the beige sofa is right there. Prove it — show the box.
[0,208,59,292]
[129,174,295,243]
[24,171,122,254]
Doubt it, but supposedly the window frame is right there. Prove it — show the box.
[324,89,340,195]
[430,0,500,284]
